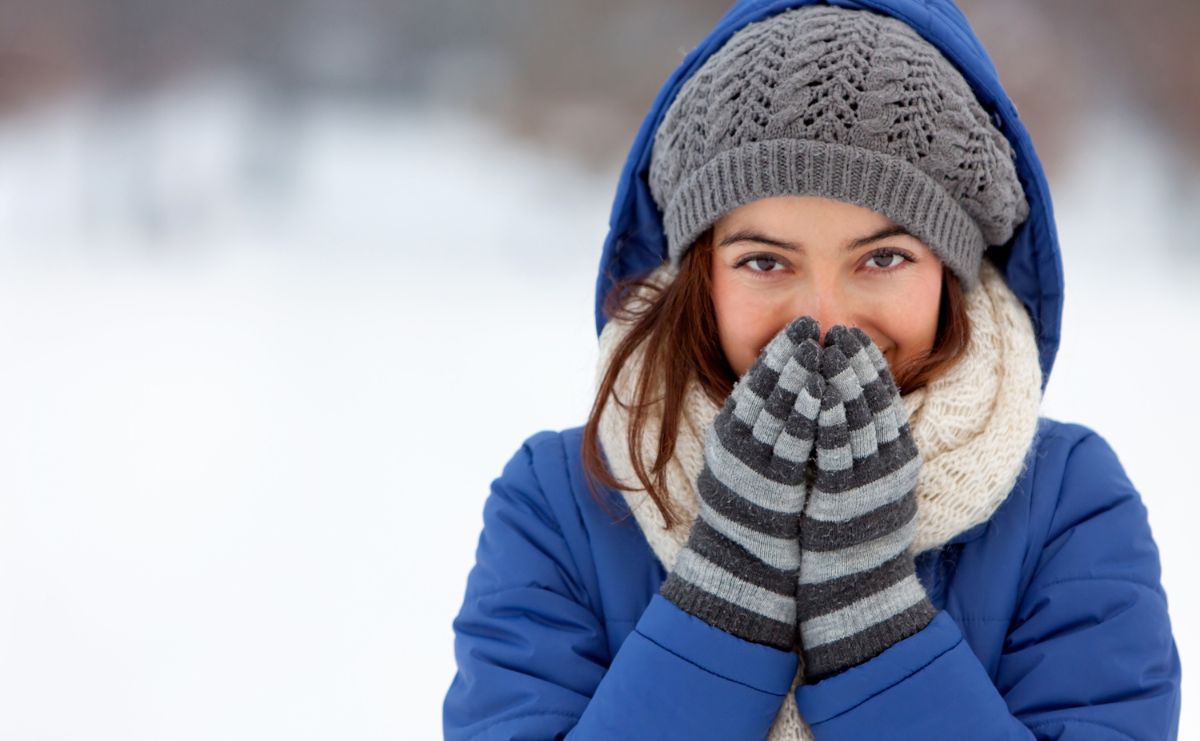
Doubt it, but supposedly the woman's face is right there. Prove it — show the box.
[710,196,944,379]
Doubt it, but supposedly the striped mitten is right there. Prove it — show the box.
[797,325,937,681]
[660,315,825,650]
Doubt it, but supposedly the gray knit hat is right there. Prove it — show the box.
[648,6,1029,289]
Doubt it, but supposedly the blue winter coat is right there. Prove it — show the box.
[444,1,1183,738]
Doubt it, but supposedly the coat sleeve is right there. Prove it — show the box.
[792,429,1182,740]
[443,432,799,741]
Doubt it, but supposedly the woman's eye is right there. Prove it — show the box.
[865,249,912,270]
[738,254,785,273]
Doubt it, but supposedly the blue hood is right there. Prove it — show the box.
[594,0,1064,389]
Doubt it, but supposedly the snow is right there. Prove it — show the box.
[0,86,1194,739]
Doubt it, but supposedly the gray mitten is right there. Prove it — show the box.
[660,316,825,650]
[797,325,937,680]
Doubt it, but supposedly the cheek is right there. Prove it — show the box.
[877,271,942,370]
[711,268,782,377]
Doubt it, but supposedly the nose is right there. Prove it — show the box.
[794,277,852,345]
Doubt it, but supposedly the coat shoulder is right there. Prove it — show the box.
[1031,416,1099,451]
[457,428,609,624]
[1024,416,1134,512]
[505,425,629,515]
[1028,417,1137,507]
[499,426,601,507]
[483,426,639,608]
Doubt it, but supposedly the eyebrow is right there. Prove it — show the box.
[717,225,913,252]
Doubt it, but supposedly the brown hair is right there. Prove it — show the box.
[580,229,970,529]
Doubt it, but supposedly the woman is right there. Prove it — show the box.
[444,2,1182,739]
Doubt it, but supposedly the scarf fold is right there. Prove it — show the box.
[595,259,1043,739]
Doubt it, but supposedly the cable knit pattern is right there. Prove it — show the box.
[648,5,1029,287]
[595,259,1042,739]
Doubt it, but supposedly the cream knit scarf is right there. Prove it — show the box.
[595,259,1043,739]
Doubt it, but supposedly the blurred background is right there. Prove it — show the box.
[0,1,1196,738]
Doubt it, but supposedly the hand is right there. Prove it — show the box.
[660,315,825,650]
[796,325,937,680]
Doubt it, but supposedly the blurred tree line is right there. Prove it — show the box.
[2,0,1197,172]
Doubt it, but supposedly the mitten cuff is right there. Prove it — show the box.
[661,556,797,650]
[800,574,936,681]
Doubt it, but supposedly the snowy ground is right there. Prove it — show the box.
[0,87,1195,739]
